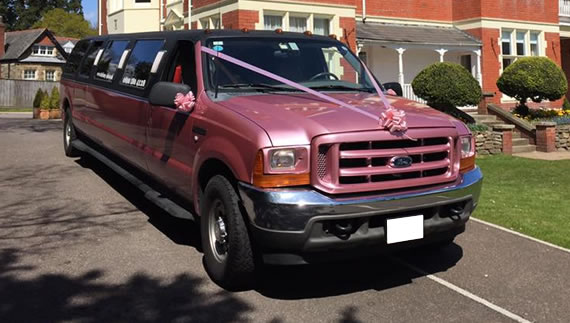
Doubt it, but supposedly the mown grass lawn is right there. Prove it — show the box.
[474,155,570,248]
[0,107,32,112]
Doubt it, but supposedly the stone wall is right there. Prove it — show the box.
[555,125,570,151]
[474,130,503,155]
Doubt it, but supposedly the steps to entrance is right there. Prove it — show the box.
[469,112,536,153]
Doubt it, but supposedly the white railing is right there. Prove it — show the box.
[402,84,426,104]
[561,0,570,17]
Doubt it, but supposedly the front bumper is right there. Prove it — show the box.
[239,167,483,264]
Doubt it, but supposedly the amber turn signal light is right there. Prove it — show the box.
[459,155,475,173]
[253,151,310,188]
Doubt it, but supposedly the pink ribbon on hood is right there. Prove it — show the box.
[201,46,410,136]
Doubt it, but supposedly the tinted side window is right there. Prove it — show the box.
[63,40,89,75]
[95,40,129,82]
[79,41,104,78]
[120,40,164,89]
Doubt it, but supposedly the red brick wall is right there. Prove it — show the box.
[100,0,108,35]
[340,16,356,51]
[184,0,189,17]
[191,21,198,30]
[479,0,558,24]
[193,0,223,9]
[545,32,564,107]
[452,0,481,21]
[561,39,570,100]
[221,10,259,30]
[464,28,501,103]
[358,0,452,22]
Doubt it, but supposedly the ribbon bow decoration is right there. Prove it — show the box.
[379,106,408,133]
[174,91,196,112]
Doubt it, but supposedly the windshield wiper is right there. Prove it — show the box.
[308,84,375,93]
[218,83,299,92]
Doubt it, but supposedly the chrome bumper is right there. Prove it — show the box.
[239,167,483,233]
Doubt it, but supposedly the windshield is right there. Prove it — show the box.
[203,37,376,95]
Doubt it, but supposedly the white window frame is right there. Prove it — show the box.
[263,13,284,31]
[45,70,56,81]
[23,69,37,80]
[288,15,308,33]
[32,45,54,56]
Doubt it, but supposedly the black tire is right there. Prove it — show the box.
[63,110,81,157]
[200,175,256,290]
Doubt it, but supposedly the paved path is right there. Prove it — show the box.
[1,118,569,322]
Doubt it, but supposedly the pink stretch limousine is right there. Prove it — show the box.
[60,30,482,290]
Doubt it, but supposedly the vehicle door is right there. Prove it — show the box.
[71,40,105,140]
[145,40,197,197]
[89,39,151,171]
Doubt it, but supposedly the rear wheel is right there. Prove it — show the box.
[200,175,256,290]
[63,110,80,157]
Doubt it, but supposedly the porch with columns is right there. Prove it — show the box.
[356,22,482,104]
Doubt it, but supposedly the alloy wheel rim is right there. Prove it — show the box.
[65,121,71,147]
[208,199,229,263]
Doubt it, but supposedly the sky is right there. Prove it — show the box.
[82,0,98,28]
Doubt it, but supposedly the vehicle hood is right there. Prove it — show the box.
[216,92,459,146]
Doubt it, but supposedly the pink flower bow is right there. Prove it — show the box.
[379,106,408,133]
[174,91,196,112]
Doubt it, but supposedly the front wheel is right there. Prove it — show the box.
[63,111,80,157]
[200,175,256,290]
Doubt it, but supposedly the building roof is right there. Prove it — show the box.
[55,36,79,46]
[20,56,66,64]
[356,22,481,47]
[2,28,47,60]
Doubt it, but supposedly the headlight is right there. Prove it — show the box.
[460,136,475,159]
[459,135,476,173]
[253,146,310,188]
[270,149,296,169]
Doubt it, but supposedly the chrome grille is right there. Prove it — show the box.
[312,130,459,194]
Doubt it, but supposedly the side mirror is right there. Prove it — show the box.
[149,82,191,108]
[382,82,403,97]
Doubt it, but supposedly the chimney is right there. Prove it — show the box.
[0,17,5,78]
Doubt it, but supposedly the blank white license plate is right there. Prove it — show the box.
[386,215,424,244]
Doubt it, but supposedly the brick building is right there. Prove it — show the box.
[0,27,75,82]
[98,0,570,108]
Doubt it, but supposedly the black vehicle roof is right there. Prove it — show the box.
[81,29,343,44]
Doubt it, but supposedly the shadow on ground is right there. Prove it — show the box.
[0,249,252,323]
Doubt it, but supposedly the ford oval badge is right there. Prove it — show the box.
[389,156,413,168]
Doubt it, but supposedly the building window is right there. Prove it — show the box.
[32,45,54,56]
[264,15,282,30]
[314,18,330,36]
[530,32,540,56]
[46,70,56,81]
[501,29,542,70]
[23,69,36,80]
[289,16,307,33]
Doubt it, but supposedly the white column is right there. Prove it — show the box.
[435,48,448,62]
[474,49,483,87]
[396,47,406,85]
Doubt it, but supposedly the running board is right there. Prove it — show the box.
[72,140,195,221]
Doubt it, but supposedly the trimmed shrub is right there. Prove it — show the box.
[467,123,489,132]
[412,62,481,123]
[497,57,567,116]
[49,87,60,110]
[40,93,50,110]
[33,88,44,108]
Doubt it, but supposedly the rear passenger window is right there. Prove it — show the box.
[95,40,129,82]
[63,40,89,75]
[120,40,164,89]
[79,41,104,78]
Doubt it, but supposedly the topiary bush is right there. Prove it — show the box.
[33,88,44,108]
[497,57,567,116]
[564,97,570,111]
[412,62,481,124]
[40,93,50,110]
[49,87,60,110]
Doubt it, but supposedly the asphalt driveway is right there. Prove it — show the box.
[1,116,569,322]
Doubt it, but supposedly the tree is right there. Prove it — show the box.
[1,0,85,31]
[49,86,60,110]
[412,62,482,124]
[32,8,96,38]
[497,57,568,116]
[32,88,44,108]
